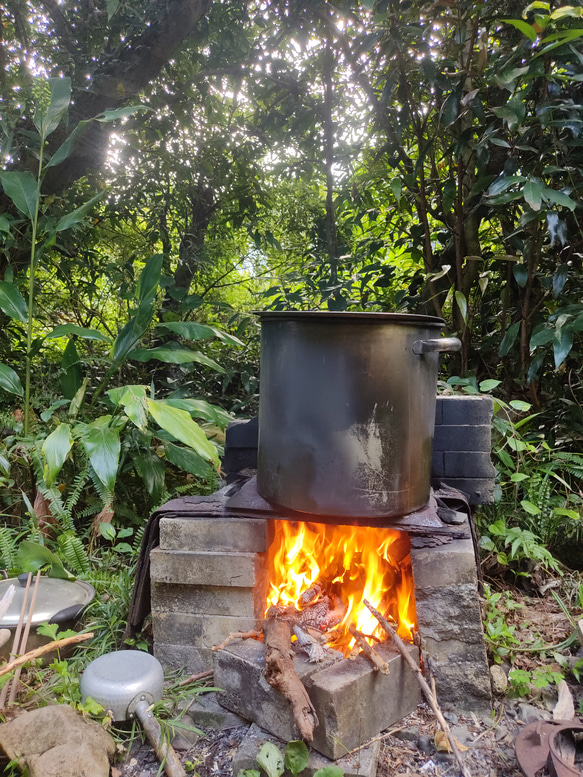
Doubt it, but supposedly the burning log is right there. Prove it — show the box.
[363,599,471,777]
[348,624,390,674]
[293,625,329,663]
[263,616,319,741]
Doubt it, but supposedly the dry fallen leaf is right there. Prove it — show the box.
[434,730,469,752]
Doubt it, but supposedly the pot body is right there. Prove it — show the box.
[257,311,452,522]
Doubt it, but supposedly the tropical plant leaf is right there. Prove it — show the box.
[165,443,213,478]
[42,423,74,487]
[499,321,521,357]
[45,119,92,168]
[34,77,71,137]
[132,451,166,502]
[82,417,121,495]
[285,741,310,777]
[157,320,243,347]
[553,328,573,369]
[0,363,25,396]
[0,281,27,323]
[96,105,152,122]
[136,254,164,304]
[146,399,219,467]
[256,742,284,777]
[165,398,232,428]
[15,540,73,579]
[502,19,538,41]
[55,191,104,232]
[46,323,110,341]
[107,385,148,430]
[523,180,542,211]
[0,171,38,219]
[128,347,225,372]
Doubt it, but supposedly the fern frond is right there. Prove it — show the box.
[0,527,18,570]
[57,531,91,575]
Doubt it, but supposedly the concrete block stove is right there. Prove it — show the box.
[143,394,495,757]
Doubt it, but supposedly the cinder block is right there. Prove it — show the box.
[414,583,485,644]
[232,723,382,777]
[178,692,247,730]
[159,516,268,553]
[425,651,492,717]
[438,395,494,426]
[431,451,444,477]
[433,425,491,452]
[410,539,478,589]
[154,642,213,673]
[152,611,258,649]
[215,638,421,761]
[150,547,265,588]
[443,451,496,478]
[226,418,259,447]
[151,582,259,618]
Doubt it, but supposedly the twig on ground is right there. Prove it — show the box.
[0,632,94,677]
[177,669,214,687]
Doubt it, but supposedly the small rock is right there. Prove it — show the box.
[489,664,508,695]
[451,724,472,745]
[443,711,458,725]
[394,726,419,742]
[517,703,550,725]
[495,725,508,742]
[417,734,433,754]
[506,705,517,718]
[434,752,455,764]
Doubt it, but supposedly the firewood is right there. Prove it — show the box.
[263,617,319,741]
[300,583,322,606]
[348,624,390,674]
[293,625,329,663]
[212,629,262,651]
[363,599,471,777]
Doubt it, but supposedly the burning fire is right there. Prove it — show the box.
[265,520,417,655]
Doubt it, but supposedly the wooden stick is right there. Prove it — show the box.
[9,570,41,704]
[177,669,214,687]
[0,573,32,709]
[363,599,471,777]
[212,629,262,651]
[0,632,94,678]
[348,624,390,674]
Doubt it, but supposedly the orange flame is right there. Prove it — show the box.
[265,520,417,654]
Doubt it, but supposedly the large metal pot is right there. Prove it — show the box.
[256,311,460,523]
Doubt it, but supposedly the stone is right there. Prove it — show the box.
[517,703,550,724]
[394,726,419,742]
[414,584,485,644]
[215,637,422,761]
[417,734,433,754]
[232,723,381,777]
[0,704,115,777]
[438,395,494,426]
[489,665,508,695]
[433,425,492,452]
[410,541,478,590]
[179,691,247,730]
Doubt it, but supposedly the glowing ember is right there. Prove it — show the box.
[264,520,417,655]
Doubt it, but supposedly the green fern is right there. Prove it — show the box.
[0,527,19,570]
[57,531,90,575]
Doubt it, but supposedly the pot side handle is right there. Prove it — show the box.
[412,337,462,354]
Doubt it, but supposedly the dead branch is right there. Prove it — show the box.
[363,599,471,777]
[263,617,318,742]
[0,632,94,678]
[177,669,214,687]
[212,629,262,651]
[348,624,390,674]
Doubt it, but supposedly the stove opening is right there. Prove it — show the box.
[264,519,417,656]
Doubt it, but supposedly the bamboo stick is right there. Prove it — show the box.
[363,599,471,777]
[8,570,42,704]
[0,573,32,709]
[0,632,94,678]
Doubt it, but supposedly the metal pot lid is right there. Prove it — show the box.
[257,311,445,327]
[0,576,95,628]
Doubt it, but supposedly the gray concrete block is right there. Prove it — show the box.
[438,395,494,426]
[151,582,259,618]
[433,425,491,452]
[426,651,492,717]
[233,723,382,776]
[160,516,268,553]
[152,611,258,649]
[414,583,485,644]
[154,642,214,673]
[307,643,422,759]
[443,451,496,478]
[150,547,265,588]
[179,691,248,730]
[215,638,343,745]
[439,477,496,503]
[431,451,444,477]
[410,539,478,589]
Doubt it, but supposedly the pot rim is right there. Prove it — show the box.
[256,311,445,327]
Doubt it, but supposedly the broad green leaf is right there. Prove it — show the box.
[551,5,583,18]
[46,323,110,342]
[107,385,148,430]
[523,180,542,211]
[454,290,467,322]
[34,77,71,137]
[499,321,520,357]
[157,320,243,347]
[0,363,23,395]
[543,187,577,211]
[45,119,92,169]
[553,328,573,369]
[99,522,116,541]
[60,338,83,399]
[0,215,11,233]
[509,400,532,411]
[136,254,163,304]
[146,399,219,468]
[129,347,225,372]
[0,280,27,323]
[82,417,121,494]
[165,398,232,428]
[0,171,38,219]
[55,191,104,232]
[96,105,151,122]
[502,19,538,41]
[523,1,549,15]
[389,177,402,201]
[513,264,528,287]
[529,328,554,348]
[69,378,88,418]
[313,768,345,777]
[285,741,310,777]
[256,742,284,777]
[165,443,213,478]
[486,175,526,197]
[107,0,120,19]
[479,379,501,392]
[133,451,166,502]
[15,541,73,579]
[520,499,541,516]
[42,423,74,486]
[510,472,529,482]
[553,264,568,298]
